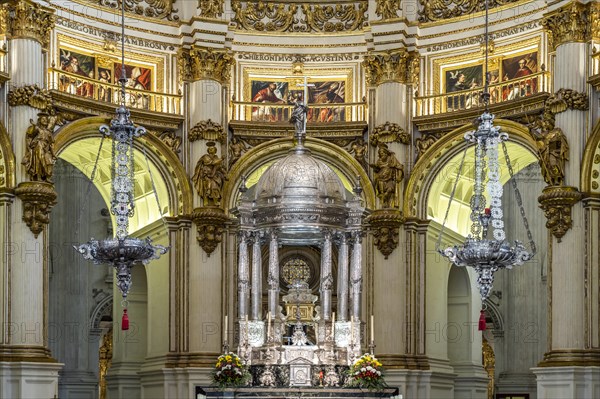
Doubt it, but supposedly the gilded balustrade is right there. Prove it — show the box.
[48,67,183,115]
[414,71,550,118]
[231,100,367,123]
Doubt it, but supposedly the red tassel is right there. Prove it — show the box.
[478,309,486,331]
[122,309,129,331]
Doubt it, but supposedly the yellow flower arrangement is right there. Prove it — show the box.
[213,352,250,388]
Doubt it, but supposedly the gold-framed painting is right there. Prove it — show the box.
[243,68,353,123]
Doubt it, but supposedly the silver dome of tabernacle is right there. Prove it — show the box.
[235,103,365,245]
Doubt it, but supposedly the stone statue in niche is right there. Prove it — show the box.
[192,142,228,207]
[22,112,57,182]
[533,124,569,186]
[370,144,404,208]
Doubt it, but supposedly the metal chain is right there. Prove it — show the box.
[435,145,469,253]
[141,143,170,239]
[501,141,537,254]
[75,135,107,239]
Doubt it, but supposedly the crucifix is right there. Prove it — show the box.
[291,76,315,136]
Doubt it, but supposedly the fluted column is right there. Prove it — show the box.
[250,232,262,320]
[349,231,363,321]
[237,232,250,319]
[320,230,333,321]
[267,230,279,318]
[336,233,349,322]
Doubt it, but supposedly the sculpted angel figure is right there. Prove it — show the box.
[376,0,400,20]
[370,144,404,208]
[22,113,57,182]
[192,143,227,207]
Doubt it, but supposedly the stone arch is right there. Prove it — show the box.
[404,119,539,220]
[581,118,600,194]
[0,121,16,189]
[223,136,376,212]
[53,116,193,216]
[90,294,113,330]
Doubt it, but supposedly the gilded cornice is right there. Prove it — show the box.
[232,0,367,33]
[542,1,592,51]
[178,46,233,84]
[2,0,55,48]
[363,49,419,86]
[418,0,522,23]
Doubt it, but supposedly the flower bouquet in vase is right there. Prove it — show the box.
[213,352,250,388]
[347,353,386,390]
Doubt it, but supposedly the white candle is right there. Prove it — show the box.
[350,315,354,344]
[224,315,228,342]
[331,312,336,338]
[245,315,249,342]
[370,314,374,343]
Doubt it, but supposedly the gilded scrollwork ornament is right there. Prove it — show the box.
[192,142,227,207]
[375,0,400,20]
[370,121,410,147]
[178,47,233,84]
[95,0,178,21]
[191,206,229,256]
[14,181,57,238]
[229,136,248,168]
[418,0,520,23]
[199,0,223,18]
[157,131,182,154]
[538,185,582,242]
[542,1,590,51]
[545,88,589,114]
[415,133,442,160]
[2,0,55,48]
[8,84,53,111]
[366,209,405,259]
[232,0,367,33]
[189,119,226,143]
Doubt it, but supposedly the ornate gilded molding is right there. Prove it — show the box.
[366,209,405,259]
[370,122,410,147]
[2,0,55,48]
[363,50,419,86]
[375,0,400,20]
[199,0,223,18]
[8,85,53,111]
[232,1,367,33]
[84,0,178,21]
[191,206,229,256]
[178,47,233,84]
[542,1,591,51]
[14,181,57,238]
[189,119,226,143]
[538,185,583,242]
[418,0,521,23]
[545,88,589,114]
[415,133,442,161]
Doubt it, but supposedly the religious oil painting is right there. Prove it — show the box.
[58,48,96,97]
[307,80,346,123]
[443,64,483,110]
[114,63,152,109]
[250,80,293,122]
[500,51,538,100]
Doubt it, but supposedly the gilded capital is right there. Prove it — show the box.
[363,50,418,86]
[178,47,233,84]
[14,181,57,238]
[366,209,405,259]
[542,1,591,51]
[199,0,224,19]
[538,185,582,242]
[2,0,55,48]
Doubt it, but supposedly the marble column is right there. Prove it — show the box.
[534,3,600,397]
[237,232,250,320]
[320,230,333,321]
[336,233,349,322]
[349,231,363,321]
[267,230,279,318]
[250,232,262,321]
[1,2,62,398]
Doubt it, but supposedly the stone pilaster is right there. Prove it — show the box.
[237,231,250,319]
[320,230,333,321]
[336,233,349,322]
[250,233,262,321]
[267,230,279,319]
